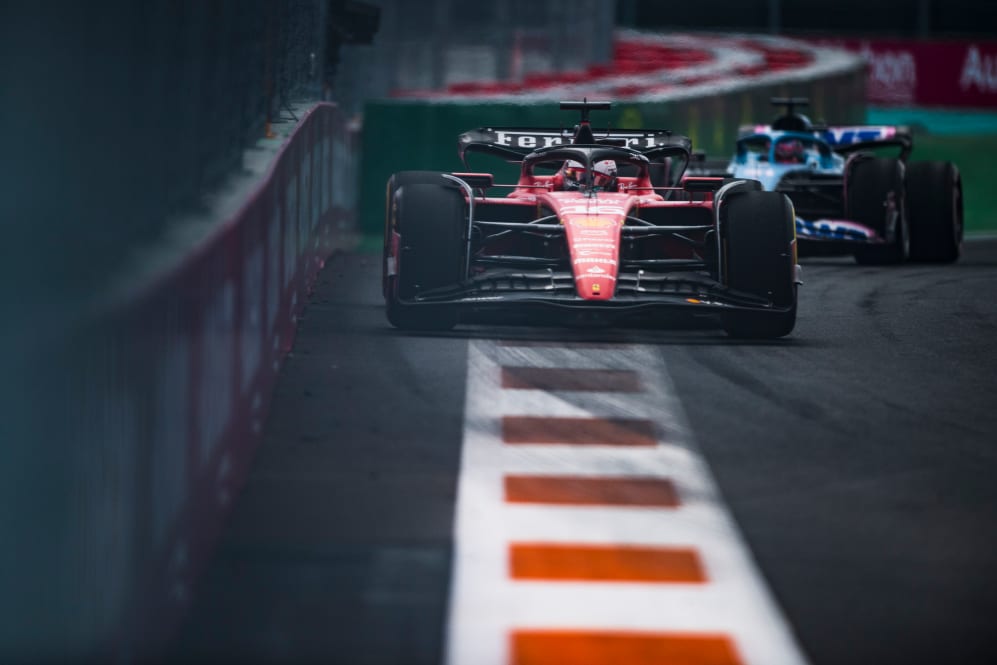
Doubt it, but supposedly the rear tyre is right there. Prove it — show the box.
[385,182,465,331]
[906,161,962,263]
[847,157,908,265]
[720,190,798,339]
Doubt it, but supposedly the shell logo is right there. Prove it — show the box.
[571,216,615,228]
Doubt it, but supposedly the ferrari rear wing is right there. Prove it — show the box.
[458,127,692,167]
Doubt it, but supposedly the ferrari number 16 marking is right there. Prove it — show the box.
[574,242,615,250]
[574,258,617,266]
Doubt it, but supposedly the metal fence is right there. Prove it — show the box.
[0,1,336,659]
[0,1,336,342]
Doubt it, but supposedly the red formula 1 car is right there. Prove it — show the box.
[382,101,801,338]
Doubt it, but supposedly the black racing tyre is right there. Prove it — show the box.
[847,157,909,265]
[906,161,963,263]
[719,178,763,194]
[383,171,455,297]
[385,182,465,331]
[719,190,798,339]
[385,171,453,202]
[685,176,761,204]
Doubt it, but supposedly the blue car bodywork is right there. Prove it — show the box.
[723,123,907,246]
[692,98,962,264]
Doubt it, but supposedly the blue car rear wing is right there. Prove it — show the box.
[737,123,913,161]
[819,125,913,161]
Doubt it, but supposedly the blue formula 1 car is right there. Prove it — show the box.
[690,98,963,264]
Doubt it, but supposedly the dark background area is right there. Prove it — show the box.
[617,0,997,37]
[0,0,334,328]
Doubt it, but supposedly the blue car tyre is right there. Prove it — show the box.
[906,161,963,263]
[847,157,909,265]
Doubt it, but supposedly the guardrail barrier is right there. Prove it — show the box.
[3,103,355,663]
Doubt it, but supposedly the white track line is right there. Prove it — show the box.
[445,339,810,665]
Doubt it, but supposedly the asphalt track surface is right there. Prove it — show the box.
[172,239,997,665]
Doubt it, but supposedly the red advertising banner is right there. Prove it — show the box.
[815,38,997,108]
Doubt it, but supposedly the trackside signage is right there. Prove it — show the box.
[815,37,997,108]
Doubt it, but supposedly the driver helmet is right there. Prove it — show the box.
[560,160,586,190]
[592,159,618,191]
[774,139,805,164]
[560,159,618,191]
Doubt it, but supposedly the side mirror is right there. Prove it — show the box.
[451,172,494,189]
[683,177,725,192]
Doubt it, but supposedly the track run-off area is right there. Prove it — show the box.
[172,238,997,665]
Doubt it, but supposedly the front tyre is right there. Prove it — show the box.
[383,171,456,299]
[384,182,466,331]
[720,190,798,339]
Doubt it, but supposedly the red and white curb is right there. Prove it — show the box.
[445,339,809,665]
[394,30,861,104]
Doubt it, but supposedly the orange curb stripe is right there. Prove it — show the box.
[502,416,657,446]
[510,630,743,665]
[510,543,706,583]
[501,367,641,392]
[504,475,680,507]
